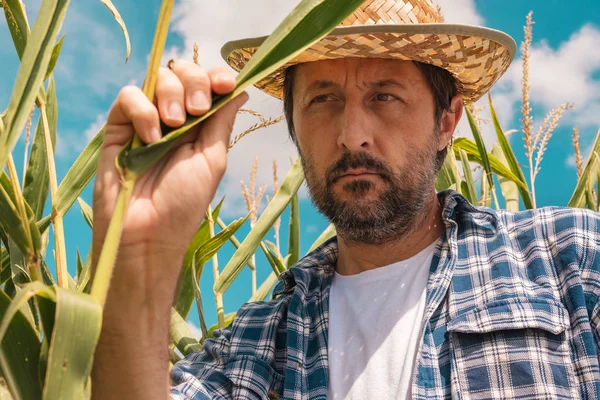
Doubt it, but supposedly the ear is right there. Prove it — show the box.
[437,95,463,151]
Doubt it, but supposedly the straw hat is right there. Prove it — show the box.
[220,0,516,103]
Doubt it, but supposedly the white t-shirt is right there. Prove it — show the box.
[327,241,436,400]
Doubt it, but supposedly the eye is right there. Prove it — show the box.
[374,93,396,102]
[311,94,331,104]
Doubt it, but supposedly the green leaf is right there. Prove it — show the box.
[488,94,533,209]
[0,288,42,400]
[207,313,236,338]
[215,158,304,294]
[75,247,92,293]
[51,127,104,222]
[307,224,336,254]
[174,198,224,318]
[458,149,478,204]
[170,309,202,356]
[23,75,57,221]
[119,0,365,177]
[2,0,30,59]
[287,192,300,268]
[435,146,462,192]
[0,0,71,174]
[191,257,209,341]
[0,173,41,257]
[249,272,278,303]
[453,138,529,191]
[76,249,83,281]
[260,241,287,276]
[465,107,494,192]
[492,142,519,212]
[99,0,131,62]
[569,130,600,208]
[43,35,65,81]
[216,217,256,272]
[77,197,93,229]
[41,288,101,399]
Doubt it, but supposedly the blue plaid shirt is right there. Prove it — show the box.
[170,190,600,399]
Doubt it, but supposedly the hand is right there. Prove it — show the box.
[92,60,248,294]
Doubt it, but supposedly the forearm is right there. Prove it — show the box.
[91,253,183,400]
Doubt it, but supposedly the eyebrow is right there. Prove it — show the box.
[305,78,408,93]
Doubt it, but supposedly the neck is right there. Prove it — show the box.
[335,190,444,276]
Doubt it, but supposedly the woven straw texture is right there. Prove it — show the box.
[223,0,514,103]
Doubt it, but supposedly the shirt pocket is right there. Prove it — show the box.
[225,355,284,399]
[447,298,580,400]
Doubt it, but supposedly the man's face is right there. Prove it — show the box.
[292,58,447,245]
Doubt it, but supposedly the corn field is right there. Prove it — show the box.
[0,0,598,398]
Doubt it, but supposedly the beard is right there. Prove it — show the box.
[300,130,442,246]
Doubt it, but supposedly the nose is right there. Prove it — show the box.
[337,101,374,151]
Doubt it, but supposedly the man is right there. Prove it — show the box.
[91,0,600,399]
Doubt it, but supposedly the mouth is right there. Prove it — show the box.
[335,169,380,181]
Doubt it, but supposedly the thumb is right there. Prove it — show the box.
[195,91,249,151]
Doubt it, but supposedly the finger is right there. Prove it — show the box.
[106,85,162,145]
[195,91,249,156]
[168,60,212,115]
[156,66,186,127]
[207,67,237,95]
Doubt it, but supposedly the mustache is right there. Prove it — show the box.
[327,152,393,184]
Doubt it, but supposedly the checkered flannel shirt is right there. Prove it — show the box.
[170,190,600,399]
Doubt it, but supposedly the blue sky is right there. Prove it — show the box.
[1,0,599,333]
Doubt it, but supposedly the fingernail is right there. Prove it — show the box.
[215,73,235,84]
[167,102,185,121]
[190,91,209,110]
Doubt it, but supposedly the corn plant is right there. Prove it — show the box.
[0,0,599,398]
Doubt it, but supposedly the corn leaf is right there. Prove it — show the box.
[569,130,600,208]
[465,107,495,191]
[0,0,71,174]
[458,149,477,204]
[453,137,528,191]
[207,313,236,338]
[191,258,209,341]
[175,198,224,318]
[492,143,519,212]
[0,288,42,400]
[75,247,93,293]
[40,288,100,399]
[260,241,287,276]
[0,173,41,257]
[488,94,533,209]
[43,35,65,81]
[435,146,462,192]
[170,309,202,356]
[51,127,104,222]
[287,192,300,268]
[216,217,256,272]
[2,0,30,59]
[77,197,93,229]
[119,0,365,177]
[249,272,278,303]
[23,76,57,221]
[99,0,131,62]
[307,224,336,254]
[215,158,304,294]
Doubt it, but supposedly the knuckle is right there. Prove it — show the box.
[118,85,140,101]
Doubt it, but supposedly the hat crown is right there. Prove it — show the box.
[340,0,442,26]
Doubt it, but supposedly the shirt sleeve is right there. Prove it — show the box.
[170,328,233,400]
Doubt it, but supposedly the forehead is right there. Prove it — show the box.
[292,57,424,92]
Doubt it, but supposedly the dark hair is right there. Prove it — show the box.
[282,60,459,168]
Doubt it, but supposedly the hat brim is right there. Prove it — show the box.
[221,23,516,103]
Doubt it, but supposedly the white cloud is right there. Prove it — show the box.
[187,321,203,340]
[434,0,484,25]
[84,112,108,144]
[167,0,301,216]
